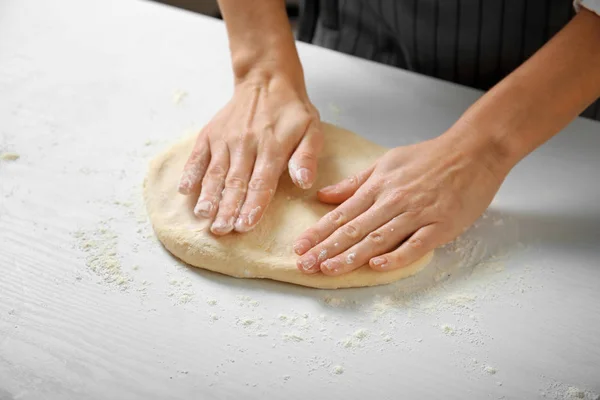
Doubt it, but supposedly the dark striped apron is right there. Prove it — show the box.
[298,0,600,120]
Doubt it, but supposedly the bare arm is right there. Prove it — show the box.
[217,0,304,89]
[295,8,600,276]
[179,0,322,236]
[452,8,600,178]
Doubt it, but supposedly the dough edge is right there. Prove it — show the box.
[144,123,433,289]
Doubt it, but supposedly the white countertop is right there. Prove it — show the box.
[1,0,599,399]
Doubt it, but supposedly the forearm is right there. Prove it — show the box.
[448,8,600,177]
[217,0,304,87]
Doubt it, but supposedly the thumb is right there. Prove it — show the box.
[317,166,374,205]
[288,120,323,190]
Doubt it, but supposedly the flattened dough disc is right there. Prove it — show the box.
[144,122,433,289]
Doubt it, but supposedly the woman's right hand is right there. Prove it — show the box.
[178,71,322,236]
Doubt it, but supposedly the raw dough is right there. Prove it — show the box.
[144,122,433,289]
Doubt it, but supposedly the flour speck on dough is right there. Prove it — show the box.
[345,252,356,264]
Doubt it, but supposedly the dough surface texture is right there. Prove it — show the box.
[144,123,433,289]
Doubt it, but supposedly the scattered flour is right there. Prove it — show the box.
[323,296,345,307]
[540,381,599,400]
[239,317,255,327]
[331,365,344,375]
[328,103,342,123]
[441,324,455,336]
[283,332,305,342]
[167,276,195,304]
[0,152,20,161]
[566,387,587,399]
[172,90,188,105]
[353,329,368,340]
[483,365,497,375]
[73,224,131,289]
[340,329,369,349]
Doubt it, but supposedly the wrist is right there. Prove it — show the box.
[438,117,518,183]
[231,46,307,98]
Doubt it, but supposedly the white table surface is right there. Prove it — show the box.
[1,0,599,399]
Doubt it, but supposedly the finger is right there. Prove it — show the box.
[318,212,420,276]
[194,146,229,219]
[288,120,323,190]
[317,166,374,205]
[210,145,256,235]
[234,148,285,233]
[178,136,211,195]
[294,186,376,272]
[369,224,441,271]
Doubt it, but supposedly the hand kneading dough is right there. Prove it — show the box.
[144,122,433,289]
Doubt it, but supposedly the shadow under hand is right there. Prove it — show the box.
[179,205,598,314]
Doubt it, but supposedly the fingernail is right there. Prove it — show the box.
[319,185,336,195]
[179,169,198,194]
[178,180,191,195]
[234,216,246,231]
[293,239,312,255]
[296,168,312,189]
[371,257,386,267]
[298,255,317,271]
[211,217,234,234]
[194,200,213,217]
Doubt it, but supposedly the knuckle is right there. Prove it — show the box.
[261,122,275,136]
[366,230,385,244]
[327,210,346,226]
[370,178,383,190]
[386,189,407,205]
[341,223,360,239]
[296,150,318,164]
[401,210,421,220]
[240,130,257,143]
[206,164,226,179]
[407,192,430,210]
[363,183,380,197]
[248,178,272,192]
[407,236,425,250]
[224,176,247,190]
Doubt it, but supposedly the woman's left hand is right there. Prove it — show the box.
[293,128,507,275]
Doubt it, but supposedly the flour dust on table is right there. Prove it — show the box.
[144,122,433,289]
